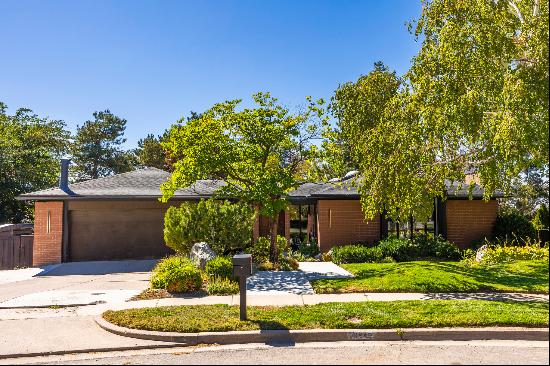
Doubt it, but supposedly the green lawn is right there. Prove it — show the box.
[312,260,549,294]
[103,300,549,333]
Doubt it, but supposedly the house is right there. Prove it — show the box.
[17,160,501,266]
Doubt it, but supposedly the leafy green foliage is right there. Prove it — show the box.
[493,207,537,241]
[205,276,239,295]
[473,244,548,266]
[332,236,461,264]
[0,103,70,223]
[278,256,300,271]
[331,245,384,264]
[246,236,271,265]
[299,240,319,258]
[161,92,327,262]
[150,256,203,293]
[71,110,135,181]
[378,236,462,262]
[533,204,549,230]
[133,133,168,170]
[205,257,233,279]
[327,1,549,223]
[164,200,255,256]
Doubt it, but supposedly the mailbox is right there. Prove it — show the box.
[232,254,252,278]
[232,254,252,320]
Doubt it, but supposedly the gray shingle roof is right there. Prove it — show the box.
[17,167,226,200]
[17,167,502,201]
[288,178,503,200]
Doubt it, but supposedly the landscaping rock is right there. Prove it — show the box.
[475,244,488,262]
[190,242,216,269]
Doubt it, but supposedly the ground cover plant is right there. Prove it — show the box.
[103,300,549,333]
[311,260,549,294]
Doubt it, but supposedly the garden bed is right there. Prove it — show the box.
[103,300,549,333]
[311,260,549,294]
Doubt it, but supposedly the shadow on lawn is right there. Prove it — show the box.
[313,260,549,294]
[422,292,549,302]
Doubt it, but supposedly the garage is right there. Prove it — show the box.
[67,201,174,262]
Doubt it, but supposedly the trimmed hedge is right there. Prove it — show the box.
[332,245,384,264]
[332,236,462,264]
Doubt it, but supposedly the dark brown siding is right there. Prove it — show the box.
[67,201,175,261]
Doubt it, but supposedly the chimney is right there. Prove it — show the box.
[59,159,70,192]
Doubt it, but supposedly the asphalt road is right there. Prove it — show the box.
[9,340,549,365]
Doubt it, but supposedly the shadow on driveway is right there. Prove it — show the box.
[38,260,158,276]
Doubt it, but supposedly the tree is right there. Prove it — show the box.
[319,62,401,181]
[532,203,549,230]
[71,110,135,181]
[333,0,549,223]
[0,102,69,223]
[161,93,326,262]
[134,133,167,170]
[502,166,549,217]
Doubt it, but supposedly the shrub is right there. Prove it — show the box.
[533,204,549,230]
[205,257,233,279]
[493,207,536,241]
[277,235,290,254]
[279,256,300,271]
[478,243,548,265]
[377,237,417,261]
[321,251,333,262]
[413,236,462,260]
[164,200,255,256]
[206,276,239,295]
[247,236,270,264]
[150,256,203,293]
[256,261,277,271]
[332,245,384,264]
[299,239,320,258]
[376,236,462,261]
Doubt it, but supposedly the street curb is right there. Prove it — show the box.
[0,343,183,360]
[0,301,105,310]
[95,316,549,345]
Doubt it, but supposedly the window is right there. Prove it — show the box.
[289,204,316,246]
[387,211,436,238]
[46,210,51,234]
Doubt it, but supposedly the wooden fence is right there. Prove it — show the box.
[0,235,33,270]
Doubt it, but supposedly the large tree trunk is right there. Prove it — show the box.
[269,213,280,263]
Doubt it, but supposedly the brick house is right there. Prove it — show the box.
[18,161,501,266]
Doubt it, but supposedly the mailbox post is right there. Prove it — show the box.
[232,254,252,321]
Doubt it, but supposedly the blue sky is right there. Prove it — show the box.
[1,0,422,148]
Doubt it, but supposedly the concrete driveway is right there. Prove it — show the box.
[0,260,157,308]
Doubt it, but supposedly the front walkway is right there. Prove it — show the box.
[247,262,354,295]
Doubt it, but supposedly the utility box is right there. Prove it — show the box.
[232,254,252,320]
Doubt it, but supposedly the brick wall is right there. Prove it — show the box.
[317,200,380,252]
[33,201,64,266]
[445,199,498,249]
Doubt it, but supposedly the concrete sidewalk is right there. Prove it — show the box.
[0,292,547,321]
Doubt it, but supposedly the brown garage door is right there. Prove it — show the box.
[69,208,174,261]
